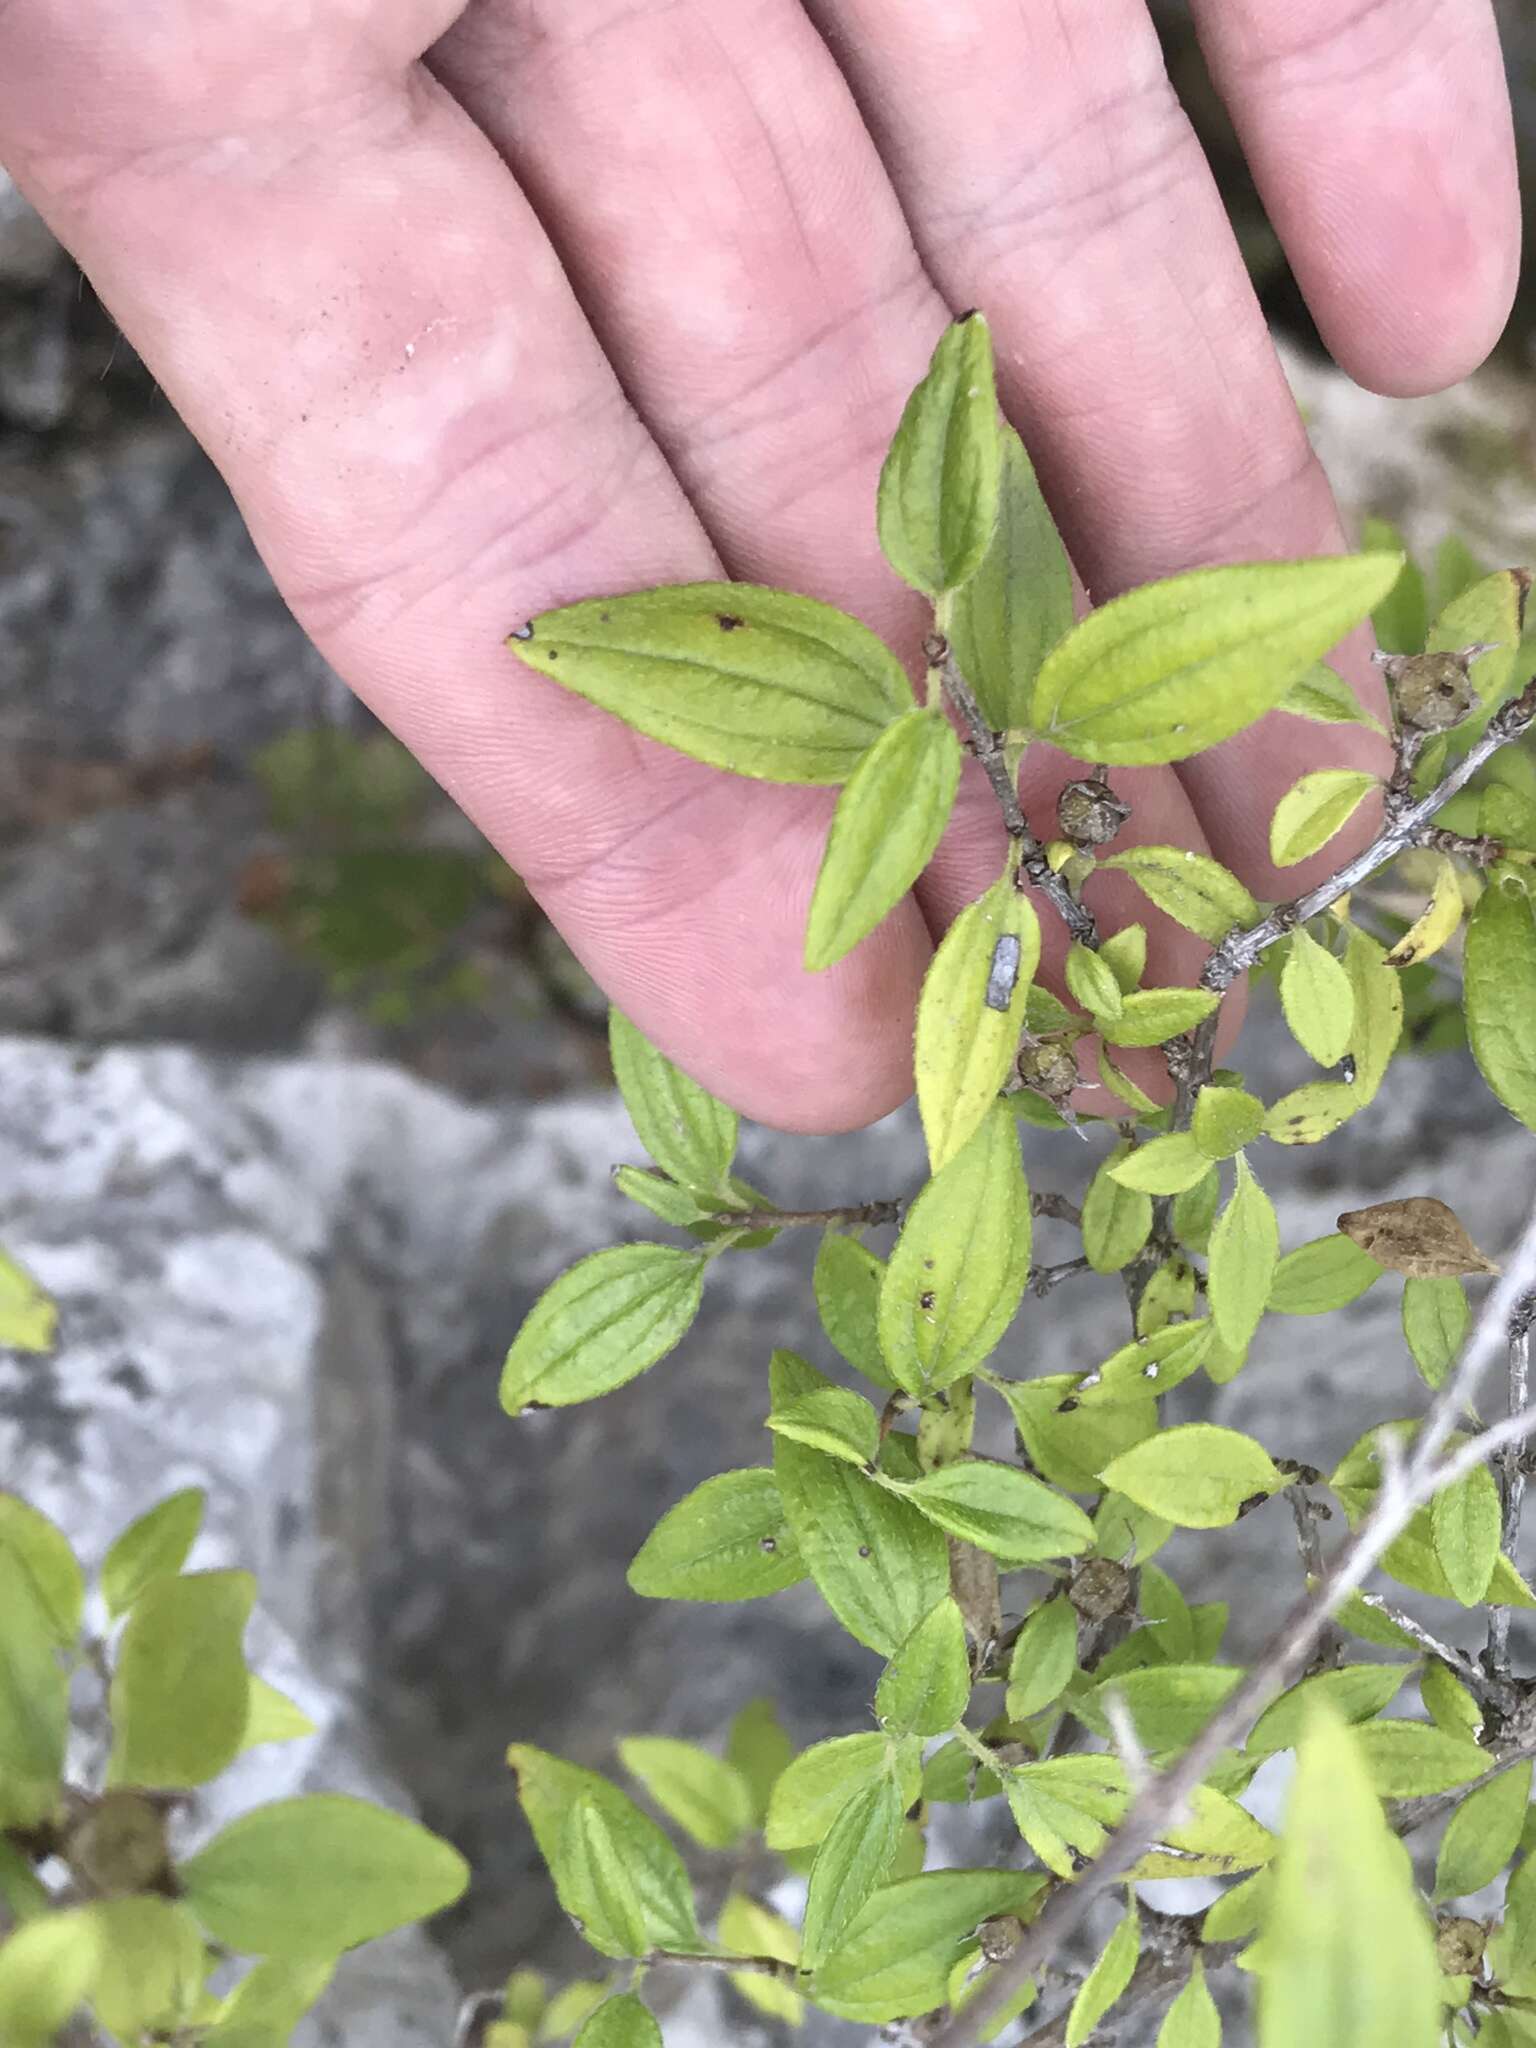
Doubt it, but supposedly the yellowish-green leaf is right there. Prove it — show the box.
[1402,1276,1469,1389]
[807,710,963,970]
[1100,846,1258,943]
[1090,1664,1242,1756]
[877,1598,972,1737]
[201,1957,334,2043]
[718,1894,803,2027]
[1108,1133,1214,1197]
[1158,1958,1221,2048]
[948,422,1073,729]
[0,1249,56,1354]
[726,1698,793,1827]
[809,1869,1043,2023]
[1351,1721,1490,1798]
[801,1773,906,1969]
[1279,928,1355,1069]
[915,881,1042,1171]
[100,1488,206,1620]
[1193,1087,1265,1161]
[1421,1659,1484,1740]
[1173,1167,1222,1252]
[767,1359,881,1467]
[1066,1899,1139,2048]
[1100,922,1148,993]
[509,582,912,784]
[0,1494,82,1645]
[1343,926,1404,1105]
[573,1994,661,2048]
[0,1909,103,2048]
[1208,1157,1279,1354]
[765,1733,919,1851]
[1070,1319,1214,1407]
[86,1897,206,2042]
[1066,939,1123,1023]
[1278,660,1385,728]
[880,1104,1032,1392]
[0,1560,67,1829]
[890,1461,1095,1564]
[108,1569,255,1790]
[500,1244,705,1413]
[1007,1595,1078,1721]
[1247,1664,1409,1756]
[619,1737,752,1851]
[814,1233,894,1389]
[628,1467,805,1602]
[1466,865,1536,1133]
[1102,1424,1280,1529]
[877,314,1002,598]
[1007,1755,1128,1877]
[1082,1145,1154,1274]
[1269,769,1378,868]
[1029,554,1403,765]
[1258,1707,1439,2048]
[1101,986,1222,1049]
[561,1795,661,1957]
[1362,518,1427,653]
[1134,1785,1275,1878]
[1263,1080,1360,1146]
[1000,1376,1160,1496]
[241,1676,316,1750]
[1427,568,1529,707]
[1431,1461,1502,1607]
[1268,1234,1382,1315]
[1384,856,1464,969]
[1435,1761,1531,1899]
[609,1009,737,1198]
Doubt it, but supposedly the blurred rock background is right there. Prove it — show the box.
[1,7,1535,2043]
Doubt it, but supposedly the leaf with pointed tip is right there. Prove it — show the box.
[800,1774,906,1970]
[1268,1234,1382,1315]
[1435,1761,1531,1900]
[1099,846,1257,943]
[878,314,1002,597]
[101,1489,206,1621]
[888,1462,1094,1564]
[1401,1276,1470,1388]
[1467,865,1536,1133]
[1269,769,1378,867]
[1280,926,1355,1068]
[500,1245,705,1412]
[876,1599,972,1737]
[915,881,1041,1172]
[1101,1424,1280,1529]
[1208,1158,1278,1354]
[609,1010,737,1197]
[948,424,1073,728]
[627,1468,805,1603]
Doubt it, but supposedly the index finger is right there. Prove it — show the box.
[0,5,930,1131]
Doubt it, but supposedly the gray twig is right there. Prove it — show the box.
[706,1199,902,1232]
[1490,1290,1536,1677]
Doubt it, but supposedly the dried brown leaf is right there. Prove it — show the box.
[1336,1197,1500,1280]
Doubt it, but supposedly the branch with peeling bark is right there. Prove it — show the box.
[920,1200,1536,2048]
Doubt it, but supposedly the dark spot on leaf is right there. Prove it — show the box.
[858,1545,872,1559]
[717,613,745,631]
[759,1536,777,1554]
[919,1290,936,1311]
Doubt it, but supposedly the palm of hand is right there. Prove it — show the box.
[0,0,1518,1126]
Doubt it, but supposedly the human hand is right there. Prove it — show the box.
[0,2,1518,1129]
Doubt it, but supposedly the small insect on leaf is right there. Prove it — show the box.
[1336,1197,1500,1279]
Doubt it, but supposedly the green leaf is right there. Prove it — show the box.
[1102,1423,1280,1529]
[1263,1081,1360,1147]
[1108,1133,1215,1196]
[1362,518,1428,653]
[1280,927,1356,1068]
[541,1981,612,2042]
[1101,987,1222,1049]
[107,1569,255,1790]
[767,1364,881,1468]
[1269,769,1378,866]
[915,882,1042,1172]
[1489,1845,1536,1989]
[1466,866,1536,1133]
[1006,1755,1129,1876]
[807,710,962,969]
[1193,1087,1266,1160]
[1101,922,1148,993]
[1173,1168,1221,1253]
[1070,1320,1215,1407]
[1343,926,1404,1105]
[1247,1665,1410,1756]
[1202,1868,1270,1944]
[241,1676,317,1750]
[1066,1899,1139,2048]
[618,1737,752,1851]
[1268,1233,1382,1315]
[0,1560,67,1829]
[809,1870,1042,2023]
[561,1795,652,1956]
[1092,1664,1242,1754]
[877,313,1002,597]
[814,1233,894,1389]
[86,1896,206,2041]
[801,1773,906,1969]
[718,1894,803,2027]
[627,1468,805,1603]
[1082,1147,1154,1274]
[773,1433,950,1654]
[1259,1708,1439,2048]
[1099,846,1258,944]
[100,1488,206,1620]
[0,1494,82,1645]
[202,1958,335,2043]
[1428,568,1528,709]
[889,1461,1095,1563]
[0,1249,56,1354]
[1277,661,1385,728]
[726,1698,793,1827]
[573,1994,662,2048]
[611,1166,710,1228]
[1208,1158,1279,1355]
[877,1598,972,1737]
[1007,1595,1079,1720]
[880,1104,1032,1393]
[765,1733,919,1851]
[1028,554,1403,765]
[509,582,911,784]
[500,1244,705,1412]
[508,1747,697,1952]
[609,1010,737,1198]
[1436,1761,1531,1899]
[0,1910,103,2048]
[1066,940,1124,1023]
[1402,1276,1470,1389]
[1000,1376,1160,1495]
[182,1794,469,1959]
[1158,1958,1221,2048]
[1352,1721,1490,1798]
[1431,1461,1502,1607]
[1421,1659,1484,1740]
[948,423,1074,729]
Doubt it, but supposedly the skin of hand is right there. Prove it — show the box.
[0,2,1519,1131]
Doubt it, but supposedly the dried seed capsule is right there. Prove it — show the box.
[1016,1037,1080,1105]
[1376,647,1493,733]
[1057,777,1132,851]
[1068,1556,1134,1622]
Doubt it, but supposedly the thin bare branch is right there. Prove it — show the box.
[1491,1292,1536,1677]
[706,1199,902,1232]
